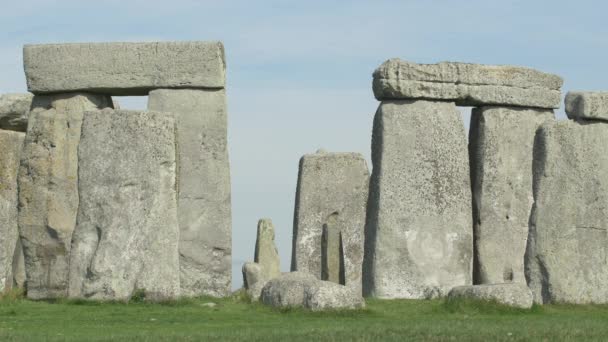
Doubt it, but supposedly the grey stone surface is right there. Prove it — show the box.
[68,109,179,301]
[0,93,33,132]
[469,106,554,285]
[526,120,608,304]
[291,151,369,295]
[148,88,231,297]
[260,272,364,311]
[242,262,268,301]
[11,239,25,289]
[321,219,343,284]
[24,41,225,95]
[448,283,534,309]
[565,91,608,121]
[18,93,113,299]
[254,218,281,279]
[364,100,473,299]
[0,131,24,292]
[373,59,562,108]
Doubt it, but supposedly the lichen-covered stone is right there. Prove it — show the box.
[148,88,231,297]
[255,219,280,279]
[24,42,225,95]
[364,100,472,299]
[291,151,369,294]
[0,131,25,292]
[526,120,608,304]
[469,106,554,285]
[448,283,534,309]
[68,109,179,301]
[18,93,113,299]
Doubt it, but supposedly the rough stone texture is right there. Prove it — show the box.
[364,100,473,299]
[260,272,365,311]
[565,91,608,121]
[68,109,179,301]
[373,59,562,108]
[526,120,608,304]
[469,106,554,285]
[242,262,268,301]
[254,219,281,279]
[0,131,25,292]
[148,88,231,297]
[0,93,33,132]
[25,41,225,95]
[291,151,369,294]
[11,240,25,289]
[321,221,343,284]
[18,93,113,299]
[448,283,534,309]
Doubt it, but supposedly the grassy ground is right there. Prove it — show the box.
[0,290,607,341]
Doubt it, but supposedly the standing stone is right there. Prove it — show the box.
[469,106,554,284]
[0,93,33,132]
[18,93,113,299]
[526,120,608,304]
[291,151,369,294]
[242,262,268,301]
[0,131,25,292]
[254,218,281,279]
[147,89,231,297]
[364,100,472,299]
[69,109,179,301]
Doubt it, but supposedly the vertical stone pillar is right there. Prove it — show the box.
[18,93,113,299]
[291,151,369,295]
[364,100,472,299]
[254,218,281,279]
[69,109,179,301]
[321,220,344,284]
[469,106,553,284]
[148,88,232,297]
[0,130,25,292]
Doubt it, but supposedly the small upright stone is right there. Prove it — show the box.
[364,100,472,299]
[69,109,179,301]
[0,131,25,292]
[565,91,608,121]
[0,93,33,132]
[255,219,281,279]
[291,151,369,294]
[469,106,554,285]
[18,93,113,299]
[242,262,267,301]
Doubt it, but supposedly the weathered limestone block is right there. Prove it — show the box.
[526,120,608,304]
[255,218,281,279]
[148,88,231,297]
[469,106,554,285]
[373,59,562,108]
[0,131,25,292]
[364,100,473,299]
[291,151,369,294]
[18,93,113,299]
[242,262,268,301]
[69,109,179,301]
[24,42,225,95]
[565,91,608,121]
[260,272,365,311]
[447,283,534,309]
[0,93,33,132]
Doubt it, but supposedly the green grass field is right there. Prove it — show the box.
[1,290,607,341]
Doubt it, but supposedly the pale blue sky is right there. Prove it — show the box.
[0,0,604,289]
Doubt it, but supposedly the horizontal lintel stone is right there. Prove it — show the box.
[24,41,226,96]
[565,91,608,121]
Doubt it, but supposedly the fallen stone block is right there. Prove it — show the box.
[469,106,554,285]
[68,109,179,301]
[565,91,608,121]
[373,59,562,108]
[448,283,534,309]
[260,272,365,311]
[148,88,231,297]
[526,120,608,304]
[24,41,225,95]
[364,100,472,299]
[18,93,113,299]
[0,130,25,292]
[0,93,33,132]
[292,151,369,295]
